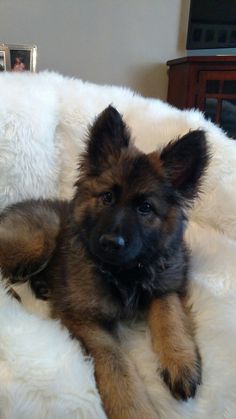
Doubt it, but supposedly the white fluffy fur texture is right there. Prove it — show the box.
[0,71,236,418]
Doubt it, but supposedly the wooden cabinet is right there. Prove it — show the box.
[167,56,236,138]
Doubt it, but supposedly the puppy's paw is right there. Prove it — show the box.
[161,348,201,401]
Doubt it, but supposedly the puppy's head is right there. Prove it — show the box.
[72,106,209,268]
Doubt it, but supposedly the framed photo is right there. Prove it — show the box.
[7,44,37,72]
[0,45,10,71]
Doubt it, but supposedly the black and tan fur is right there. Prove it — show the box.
[0,106,209,419]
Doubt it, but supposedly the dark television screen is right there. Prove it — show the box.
[187,0,236,49]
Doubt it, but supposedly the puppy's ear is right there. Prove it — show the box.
[160,130,210,201]
[84,106,130,175]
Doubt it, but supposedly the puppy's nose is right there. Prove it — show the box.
[99,234,125,251]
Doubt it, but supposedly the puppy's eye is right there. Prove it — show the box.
[137,201,153,215]
[102,191,114,205]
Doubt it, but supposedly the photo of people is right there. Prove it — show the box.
[0,51,6,71]
[11,51,27,71]
[10,50,28,72]
[8,45,37,72]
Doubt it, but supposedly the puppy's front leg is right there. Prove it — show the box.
[62,319,158,419]
[148,293,201,401]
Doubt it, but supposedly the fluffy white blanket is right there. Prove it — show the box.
[0,71,236,419]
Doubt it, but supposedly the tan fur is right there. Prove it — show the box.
[0,202,61,277]
[147,151,164,176]
[148,294,200,400]
[62,318,157,419]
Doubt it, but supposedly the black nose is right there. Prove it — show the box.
[99,234,126,252]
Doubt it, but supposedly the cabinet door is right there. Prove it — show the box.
[197,71,236,139]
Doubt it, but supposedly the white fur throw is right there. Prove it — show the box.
[0,71,236,419]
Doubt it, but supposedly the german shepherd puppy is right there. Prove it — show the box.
[0,106,209,419]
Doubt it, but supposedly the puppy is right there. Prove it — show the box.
[0,106,209,419]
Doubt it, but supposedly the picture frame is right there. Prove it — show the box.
[7,44,37,72]
[0,44,10,72]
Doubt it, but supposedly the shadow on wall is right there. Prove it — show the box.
[131,63,168,101]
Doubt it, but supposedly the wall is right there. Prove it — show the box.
[0,0,189,100]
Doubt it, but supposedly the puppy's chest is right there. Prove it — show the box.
[52,245,187,322]
[59,263,146,321]
[98,266,156,315]
[99,256,188,315]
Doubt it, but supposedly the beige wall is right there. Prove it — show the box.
[0,0,189,100]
